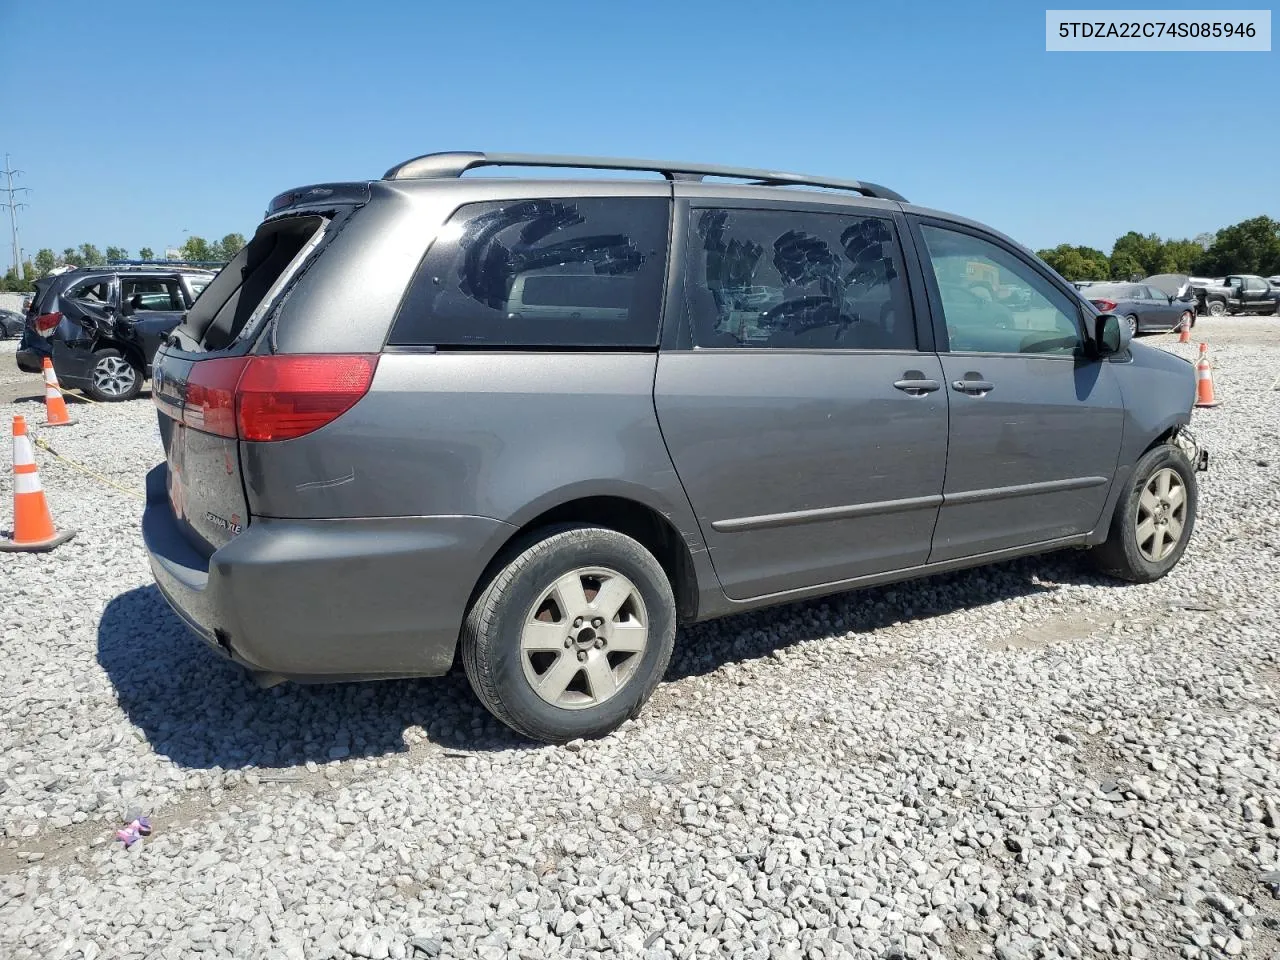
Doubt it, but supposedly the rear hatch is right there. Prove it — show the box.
[21,277,64,351]
[152,185,369,556]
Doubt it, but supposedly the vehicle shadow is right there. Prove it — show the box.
[665,550,1118,682]
[97,585,532,770]
[98,552,1117,769]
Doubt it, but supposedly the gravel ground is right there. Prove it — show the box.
[1,318,1279,960]
[0,339,31,392]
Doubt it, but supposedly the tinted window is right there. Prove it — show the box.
[1146,286,1170,301]
[683,207,913,350]
[920,225,1082,356]
[391,198,669,348]
[1242,277,1266,292]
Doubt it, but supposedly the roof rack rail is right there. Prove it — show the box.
[382,151,906,202]
[103,259,223,271]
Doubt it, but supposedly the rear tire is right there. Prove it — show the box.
[86,349,142,402]
[1090,444,1197,583]
[1207,300,1226,317]
[1125,314,1139,338]
[461,524,676,744]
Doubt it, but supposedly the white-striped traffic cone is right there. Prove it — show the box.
[1,415,76,552]
[41,357,78,427]
[1195,343,1222,408]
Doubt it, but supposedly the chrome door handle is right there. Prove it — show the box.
[952,379,995,394]
[893,378,940,395]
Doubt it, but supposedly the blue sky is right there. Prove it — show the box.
[2,0,1276,261]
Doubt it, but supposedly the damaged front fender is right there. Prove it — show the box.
[1173,426,1209,472]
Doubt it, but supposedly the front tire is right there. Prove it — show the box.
[1180,309,1195,330]
[461,525,676,744]
[86,349,142,402]
[1090,444,1197,583]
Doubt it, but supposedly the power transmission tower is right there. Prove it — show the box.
[2,155,31,281]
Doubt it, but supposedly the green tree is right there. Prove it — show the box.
[34,249,57,276]
[1194,216,1280,277]
[1037,244,1110,281]
[1109,232,1165,279]
[78,243,105,266]
[180,236,216,262]
[1,264,35,292]
[105,245,129,262]
[138,246,155,260]
[1158,239,1204,274]
[62,247,83,267]
[212,233,247,261]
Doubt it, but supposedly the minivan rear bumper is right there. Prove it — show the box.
[141,464,513,681]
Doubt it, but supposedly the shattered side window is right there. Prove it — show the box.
[684,207,914,350]
[391,197,670,348]
[68,279,112,305]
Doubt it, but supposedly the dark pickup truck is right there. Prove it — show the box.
[18,266,214,401]
[1191,274,1280,317]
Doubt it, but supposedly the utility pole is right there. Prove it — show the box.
[2,155,31,281]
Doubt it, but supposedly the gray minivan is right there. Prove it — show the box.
[142,152,1207,744]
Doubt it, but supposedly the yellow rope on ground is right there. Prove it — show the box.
[54,385,106,405]
[30,436,145,501]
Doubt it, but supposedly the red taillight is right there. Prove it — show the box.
[33,312,62,336]
[172,354,378,442]
[237,355,378,442]
[1091,299,1118,312]
[184,357,249,438]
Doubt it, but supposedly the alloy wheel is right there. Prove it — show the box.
[92,356,138,398]
[1135,467,1187,563]
[520,566,649,710]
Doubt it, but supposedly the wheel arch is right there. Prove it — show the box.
[471,490,707,625]
[1140,413,1191,457]
[94,338,146,371]
[1088,410,1191,547]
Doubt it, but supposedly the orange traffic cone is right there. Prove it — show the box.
[41,358,78,427]
[1,415,76,552]
[1178,317,1191,343]
[1195,343,1222,408]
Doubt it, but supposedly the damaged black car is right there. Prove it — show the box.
[17,266,214,401]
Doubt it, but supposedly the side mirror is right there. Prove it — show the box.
[1092,313,1130,357]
